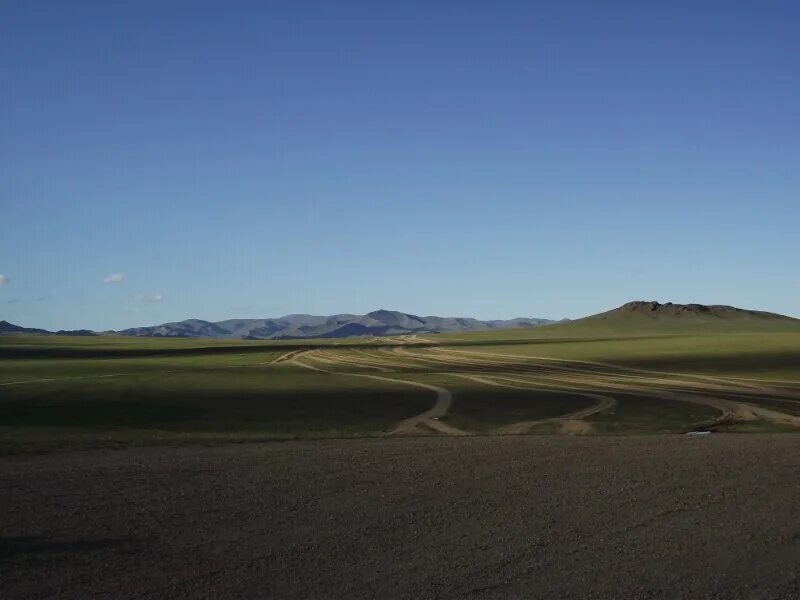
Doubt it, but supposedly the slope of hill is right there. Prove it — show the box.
[117,310,557,340]
[587,301,798,322]
[0,320,51,335]
[0,321,100,337]
[0,321,99,337]
[543,301,800,334]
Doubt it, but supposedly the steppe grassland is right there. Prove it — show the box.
[2,319,800,452]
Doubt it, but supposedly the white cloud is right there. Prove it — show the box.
[0,274,8,286]
[103,273,125,284]
[134,293,163,303]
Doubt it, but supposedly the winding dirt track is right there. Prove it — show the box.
[452,372,617,434]
[271,348,308,363]
[434,347,800,398]
[423,346,800,430]
[372,343,800,432]
[276,340,800,434]
[290,352,465,435]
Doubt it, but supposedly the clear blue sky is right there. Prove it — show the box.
[2,1,798,330]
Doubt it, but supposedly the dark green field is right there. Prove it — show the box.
[2,316,800,453]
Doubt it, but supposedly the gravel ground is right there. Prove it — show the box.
[3,435,800,599]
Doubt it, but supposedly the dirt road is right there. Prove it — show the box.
[452,373,616,434]
[4,436,800,599]
[291,351,465,435]
[285,344,800,433]
[402,346,800,430]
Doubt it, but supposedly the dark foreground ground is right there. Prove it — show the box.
[3,436,800,599]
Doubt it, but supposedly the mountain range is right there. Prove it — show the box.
[0,321,97,337]
[3,301,798,340]
[0,310,557,340]
[116,310,558,339]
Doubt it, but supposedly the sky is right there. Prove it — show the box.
[1,1,799,330]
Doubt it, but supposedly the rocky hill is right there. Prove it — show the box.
[581,301,799,324]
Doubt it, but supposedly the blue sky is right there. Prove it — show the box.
[2,1,799,330]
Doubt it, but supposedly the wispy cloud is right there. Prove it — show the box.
[0,274,8,286]
[103,273,125,284]
[134,293,163,303]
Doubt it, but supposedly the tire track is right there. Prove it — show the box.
[450,373,616,434]
[394,346,800,430]
[289,351,466,436]
[433,347,797,397]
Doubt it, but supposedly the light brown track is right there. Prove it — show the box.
[436,357,796,428]
[309,348,427,373]
[451,373,616,434]
[288,351,466,436]
[306,350,394,372]
[287,342,800,435]
[433,347,800,397]
[271,349,309,364]
[396,346,800,429]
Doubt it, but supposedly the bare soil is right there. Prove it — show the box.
[3,436,800,599]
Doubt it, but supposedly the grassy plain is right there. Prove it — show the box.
[2,316,800,452]
[434,319,800,380]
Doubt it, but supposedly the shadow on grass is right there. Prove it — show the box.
[445,388,595,432]
[0,400,205,428]
[0,536,135,561]
[587,394,720,433]
[603,350,800,375]
[0,386,433,433]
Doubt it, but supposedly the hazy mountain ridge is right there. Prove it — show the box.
[117,310,557,339]
[0,320,100,337]
[0,320,52,335]
[5,301,797,340]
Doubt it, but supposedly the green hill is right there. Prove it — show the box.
[543,300,800,335]
[586,300,796,323]
[429,300,800,348]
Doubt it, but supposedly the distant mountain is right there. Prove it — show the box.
[117,310,558,340]
[0,320,51,335]
[0,320,97,336]
[577,301,800,325]
[54,329,100,336]
[6,301,797,340]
